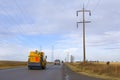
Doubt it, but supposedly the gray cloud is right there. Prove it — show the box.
[0,0,120,61]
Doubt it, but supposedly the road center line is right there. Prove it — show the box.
[65,74,70,80]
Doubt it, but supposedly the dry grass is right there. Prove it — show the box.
[0,61,27,69]
[47,62,54,64]
[66,62,120,80]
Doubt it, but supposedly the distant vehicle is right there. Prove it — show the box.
[54,59,60,65]
[27,50,47,70]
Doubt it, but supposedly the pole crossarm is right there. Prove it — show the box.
[77,21,91,28]
[76,10,91,16]
[80,21,91,23]
[77,22,82,28]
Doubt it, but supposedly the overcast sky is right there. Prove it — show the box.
[0,0,120,62]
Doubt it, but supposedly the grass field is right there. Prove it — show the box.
[0,61,27,69]
[66,62,120,80]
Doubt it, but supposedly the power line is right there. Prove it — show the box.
[0,2,23,33]
[14,0,42,47]
[92,0,102,12]
[0,3,19,44]
[84,0,102,14]
[0,1,33,47]
[14,0,27,24]
[0,0,36,45]
[85,0,90,9]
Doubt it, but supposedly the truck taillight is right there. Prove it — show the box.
[36,57,39,62]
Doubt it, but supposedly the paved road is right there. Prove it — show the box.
[0,64,63,80]
[0,64,102,80]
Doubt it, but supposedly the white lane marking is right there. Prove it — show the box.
[65,74,70,80]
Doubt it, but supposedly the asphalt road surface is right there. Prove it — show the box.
[0,64,63,80]
[0,64,102,80]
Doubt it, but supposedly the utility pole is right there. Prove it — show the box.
[70,55,74,63]
[52,46,54,62]
[67,52,69,62]
[40,46,42,52]
[76,5,91,63]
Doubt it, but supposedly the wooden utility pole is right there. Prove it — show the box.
[76,5,91,63]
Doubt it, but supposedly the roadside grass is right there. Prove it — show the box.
[66,62,120,80]
[47,62,54,64]
[0,61,27,69]
[0,61,52,69]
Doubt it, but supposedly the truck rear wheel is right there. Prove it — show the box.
[28,67,32,70]
[41,66,46,69]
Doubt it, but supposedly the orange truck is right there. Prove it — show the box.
[27,50,47,70]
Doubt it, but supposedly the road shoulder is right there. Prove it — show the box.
[63,64,101,80]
